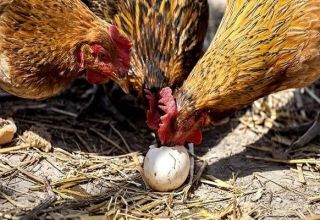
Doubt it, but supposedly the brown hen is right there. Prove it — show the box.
[0,0,131,100]
[114,0,209,130]
[157,0,320,145]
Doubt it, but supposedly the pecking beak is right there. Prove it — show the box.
[115,78,130,94]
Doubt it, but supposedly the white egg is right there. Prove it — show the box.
[143,145,190,192]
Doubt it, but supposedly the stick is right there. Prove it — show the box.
[89,128,127,154]
[246,155,319,165]
[291,112,320,149]
[21,178,57,220]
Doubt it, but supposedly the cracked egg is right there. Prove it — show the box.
[143,145,190,192]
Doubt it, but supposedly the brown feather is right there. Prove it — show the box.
[114,0,209,97]
[0,0,115,99]
[156,0,320,145]
[176,0,320,121]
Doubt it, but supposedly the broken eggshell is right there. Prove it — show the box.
[143,145,190,192]
[0,118,17,145]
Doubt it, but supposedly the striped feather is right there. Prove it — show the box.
[114,0,209,97]
[176,0,320,120]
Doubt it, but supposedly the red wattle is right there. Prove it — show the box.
[186,130,202,145]
[86,71,110,84]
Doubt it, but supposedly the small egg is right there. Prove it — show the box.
[143,145,190,192]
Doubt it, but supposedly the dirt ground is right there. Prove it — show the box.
[0,1,320,219]
[1,76,319,220]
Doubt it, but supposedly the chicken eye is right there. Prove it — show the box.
[99,53,106,59]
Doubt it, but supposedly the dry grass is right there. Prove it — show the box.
[0,79,319,219]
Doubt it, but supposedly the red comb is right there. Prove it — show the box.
[158,87,178,144]
[186,130,202,145]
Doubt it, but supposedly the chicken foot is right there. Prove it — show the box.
[76,84,127,122]
[291,112,320,149]
[181,143,194,200]
[187,143,195,186]
[182,143,207,200]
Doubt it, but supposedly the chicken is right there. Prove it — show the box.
[0,0,131,100]
[113,0,209,131]
[77,0,131,122]
[156,0,320,145]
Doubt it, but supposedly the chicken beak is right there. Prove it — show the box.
[116,79,130,94]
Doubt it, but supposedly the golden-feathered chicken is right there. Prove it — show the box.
[114,0,209,129]
[156,0,320,145]
[0,0,131,100]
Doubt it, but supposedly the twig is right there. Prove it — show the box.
[201,175,236,191]
[17,118,86,134]
[21,178,57,220]
[109,123,132,153]
[216,203,234,220]
[136,199,166,212]
[50,107,77,118]
[0,157,44,184]
[39,190,119,214]
[75,132,92,153]
[308,196,320,204]
[305,88,320,105]
[16,166,44,184]
[89,128,127,154]
[85,161,110,172]
[53,147,79,160]
[131,154,149,190]
[0,184,14,196]
[192,160,208,185]
[58,188,91,197]
[255,173,306,197]
[305,215,320,220]
[0,144,30,154]
[245,145,273,153]
[246,155,319,165]
[13,104,47,112]
[297,164,306,184]
[182,190,257,207]
[270,121,313,134]
[272,135,292,146]
[291,112,320,149]
[0,191,29,209]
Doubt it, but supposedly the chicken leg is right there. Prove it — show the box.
[76,84,127,123]
[182,143,207,200]
[291,112,320,149]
